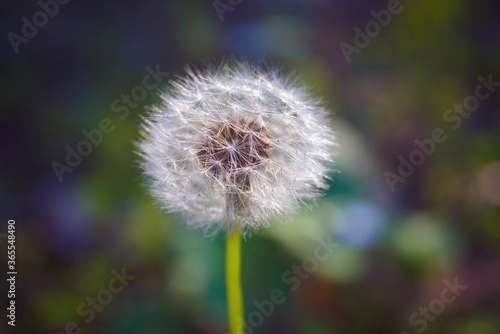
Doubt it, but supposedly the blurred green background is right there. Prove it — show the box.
[2,0,500,333]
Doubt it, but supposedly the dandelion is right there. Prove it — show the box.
[137,60,336,334]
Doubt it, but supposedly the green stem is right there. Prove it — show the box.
[226,228,244,334]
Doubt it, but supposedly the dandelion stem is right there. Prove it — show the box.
[226,228,244,334]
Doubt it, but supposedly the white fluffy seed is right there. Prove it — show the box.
[137,60,337,235]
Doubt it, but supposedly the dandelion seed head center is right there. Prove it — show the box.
[196,119,271,178]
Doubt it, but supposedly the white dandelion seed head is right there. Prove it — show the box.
[138,60,337,235]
